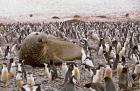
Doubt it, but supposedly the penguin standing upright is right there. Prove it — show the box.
[133,62,140,85]
[9,59,17,77]
[49,60,58,80]
[1,63,9,87]
[61,62,68,78]
[17,63,22,72]
[4,46,10,59]
[27,72,35,86]
[72,64,80,82]
[64,63,74,85]
[104,65,112,79]
[19,60,26,80]
[11,44,17,55]
[92,69,102,83]
[98,45,103,56]
[81,48,87,63]
[118,67,128,90]
[117,62,123,77]
[16,71,24,91]
[44,63,52,80]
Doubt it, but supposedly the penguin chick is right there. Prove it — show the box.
[104,65,112,79]
[16,71,24,91]
[10,60,17,77]
[72,64,80,82]
[117,63,123,77]
[44,63,52,80]
[27,72,35,86]
[104,77,116,91]
[1,63,9,87]
[61,62,68,78]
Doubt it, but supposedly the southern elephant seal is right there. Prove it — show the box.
[19,32,82,67]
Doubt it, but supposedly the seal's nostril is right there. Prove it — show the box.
[38,38,42,43]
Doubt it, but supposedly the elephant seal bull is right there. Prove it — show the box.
[19,32,82,67]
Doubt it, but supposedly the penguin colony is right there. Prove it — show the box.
[0,20,140,91]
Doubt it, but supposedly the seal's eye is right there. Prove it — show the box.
[38,38,42,43]
[35,33,39,35]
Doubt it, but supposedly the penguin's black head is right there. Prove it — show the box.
[97,64,104,69]
[7,46,9,49]
[136,61,139,65]
[121,56,126,64]
[133,45,138,51]
[3,63,7,66]
[104,77,111,82]
[116,54,119,60]
[122,67,127,73]
[69,63,74,71]
[10,58,14,63]
[84,83,92,88]
[132,73,137,80]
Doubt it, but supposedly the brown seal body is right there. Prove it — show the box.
[19,32,82,67]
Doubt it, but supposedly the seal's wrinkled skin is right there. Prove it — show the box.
[19,32,82,67]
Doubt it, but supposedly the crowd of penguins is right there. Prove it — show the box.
[0,20,140,91]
